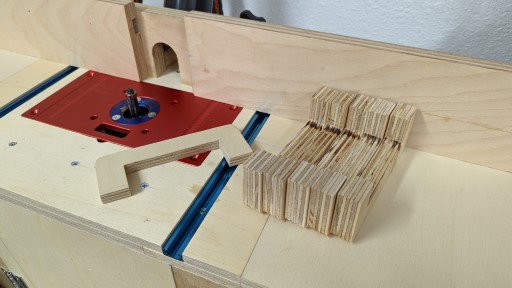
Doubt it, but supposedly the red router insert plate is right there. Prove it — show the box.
[22,71,242,166]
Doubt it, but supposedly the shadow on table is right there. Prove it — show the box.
[356,147,416,242]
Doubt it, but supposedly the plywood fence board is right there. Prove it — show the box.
[184,12,512,172]
[135,4,192,84]
[0,0,145,81]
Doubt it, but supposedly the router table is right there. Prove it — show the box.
[1,2,512,288]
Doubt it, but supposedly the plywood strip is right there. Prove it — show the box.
[243,87,416,241]
[0,0,145,81]
[184,12,512,172]
[96,124,252,204]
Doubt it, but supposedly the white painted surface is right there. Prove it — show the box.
[143,0,164,7]
[223,0,512,63]
[143,0,512,63]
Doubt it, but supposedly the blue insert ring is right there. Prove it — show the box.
[109,97,160,126]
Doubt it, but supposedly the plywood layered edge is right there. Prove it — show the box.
[183,12,512,173]
[0,187,156,252]
[0,198,177,288]
[241,148,512,288]
[0,183,245,288]
[96,124,252,203]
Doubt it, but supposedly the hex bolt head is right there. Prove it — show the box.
[112,114,121,121]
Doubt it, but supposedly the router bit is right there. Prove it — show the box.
[125,88,141,118]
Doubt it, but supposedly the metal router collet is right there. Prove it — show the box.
[125,88,141,118]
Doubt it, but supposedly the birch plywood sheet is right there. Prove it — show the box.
[0,59,66,109]
[181,115,305,282]
[172,267,226,288]
[0,50,38,81]
[135,4,192,84]
[0,66,254,253]
[0,0,145,81]
[242,149,512,288]
[0,199,177,288]
[184,12,512,172]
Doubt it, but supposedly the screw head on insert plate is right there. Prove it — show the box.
[148,112,157,118]
[112,114,121,121]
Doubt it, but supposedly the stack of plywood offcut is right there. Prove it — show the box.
[244,87,416,241]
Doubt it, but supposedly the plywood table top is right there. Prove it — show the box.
[0,50,253,254]
[241,146,512,288]
[3,49,512,288]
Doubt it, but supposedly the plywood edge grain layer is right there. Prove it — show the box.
[243,87,416,242]
[0,186,242,287]
[96,124,252,204]
[184,12,512,172]
[241,148,512,288]
[144,247,242,288]
[0,199,177,288]
[173,266,236,288]
[0,188,240,287]
[0,187,156,252]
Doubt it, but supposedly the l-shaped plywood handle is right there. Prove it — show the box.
[96,124,252,204]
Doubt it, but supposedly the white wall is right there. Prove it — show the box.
[143,0,165,7]
[144,0,512,63]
